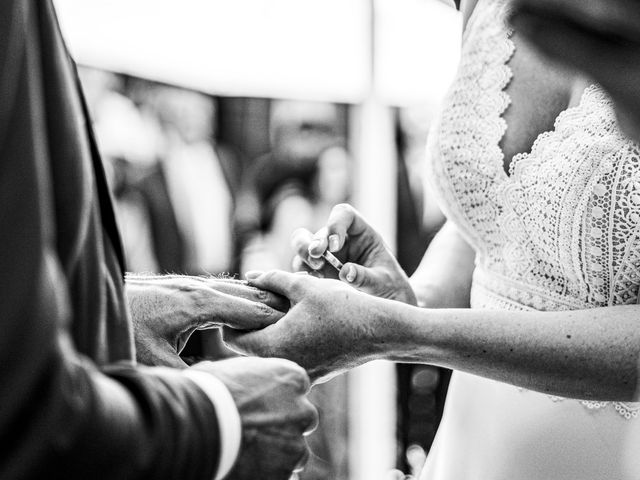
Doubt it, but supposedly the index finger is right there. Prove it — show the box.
[196,289,286,330]
[326,203,383,253]
[203,277,290,312]
[291,228,314,256]
[324,203,357,253]
[308,227,330,259]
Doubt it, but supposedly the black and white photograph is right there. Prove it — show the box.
[2,0,640,478]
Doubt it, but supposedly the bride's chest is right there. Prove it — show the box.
[499,34,579,173]
[427,0,640,305]
[429,0,628,227]
[461,0,579,174]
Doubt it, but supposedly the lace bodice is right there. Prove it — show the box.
[426,0,640,418]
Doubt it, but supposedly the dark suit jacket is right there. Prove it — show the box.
[0,1,222,478]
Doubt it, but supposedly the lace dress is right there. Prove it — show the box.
[423,0,640,478]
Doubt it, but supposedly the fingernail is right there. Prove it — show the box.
[345,265,356,283]
[308,257,324,270]
[328,234,340,252]
[245,270,264,281]
[308,239,322,253]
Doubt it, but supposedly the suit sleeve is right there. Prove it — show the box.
[0,2,222,479]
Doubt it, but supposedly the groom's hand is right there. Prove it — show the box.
[126,275,288,368]
[224,270,385,383]
[291,203,416,305]
[190,357,318,480]
[510,0,640,142]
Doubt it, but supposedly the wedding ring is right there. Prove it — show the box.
[322,250,344,272]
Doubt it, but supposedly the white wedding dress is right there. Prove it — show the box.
[422,0,640,478]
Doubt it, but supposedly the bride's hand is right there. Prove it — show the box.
[292,203,417,305]
[224,270,387,383]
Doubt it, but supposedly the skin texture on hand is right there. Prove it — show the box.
[291,203,417,306]
[224,271,387,383]
[126,274,288,368]
[225,270,640,401]
[509,0,640,142]
[190,357,318,480]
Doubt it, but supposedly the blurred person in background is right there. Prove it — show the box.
[87,78,243,278]
[142,86,240,277]
[237,100,349,274]
[226,0,640,478]
[86,74,165,273]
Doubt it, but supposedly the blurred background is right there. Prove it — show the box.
[56,0,461,478]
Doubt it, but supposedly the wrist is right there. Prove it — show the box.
[366,296,419,359]
[370,299,442,365]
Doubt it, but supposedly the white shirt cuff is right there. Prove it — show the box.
[183,370,242,480]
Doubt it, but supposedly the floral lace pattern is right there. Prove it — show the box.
[426,0,640,418]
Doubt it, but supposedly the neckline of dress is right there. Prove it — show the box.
[494,5,594,181]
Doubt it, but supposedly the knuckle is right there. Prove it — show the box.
[279,360,310,388]
[257,302,274,318]
[291,228,312,250]
[291,227,309,239]
[260,270,277,284]
[189,284,211,302]
[264,306,284,325]
[312,227,328,241]
[292,255,309,273]
[269,357,300,372]
[333,202,353,215]
[178,278,205,295]
[251,285,269,301]
[305,256,324,270]
[189,289,217,322]
[296,369,312,393]
[302,402,319,433]
[289,361,310,381]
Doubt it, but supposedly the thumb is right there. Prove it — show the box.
[339,263,387,295]
[246,270,308,302]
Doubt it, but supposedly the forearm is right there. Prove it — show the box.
[409,222,475,308]
[373,301,640,401]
